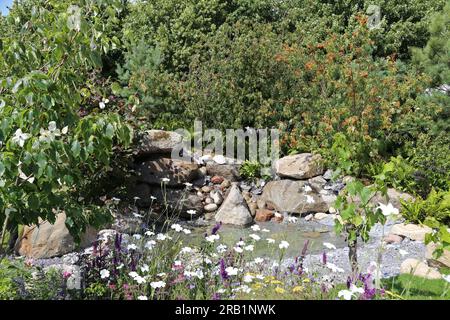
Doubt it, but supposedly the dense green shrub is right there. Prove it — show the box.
[118,1,446,162]
[360,0,446,59]
[401,189,450,227]
[373,156,429,197]
[411,1,450,87]
[0,0,132,242]
[390,2,450,194]
[179,18,426,158]
[405,133,450,192]
[122,0,234,74]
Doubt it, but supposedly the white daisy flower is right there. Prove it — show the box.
[145,240,156,250]
[234,246,244,253]
[150,281,165,289]
[326,262,344,273]
[156,233,168,241]
[100,269,110,279]
[244,245,254,251]
[225,267,238,276]
[180,247,193,254]
[323,242,337,250]
[140,264,149,273]
[171,224,183,232]
[279,240,289,249]
[205,234,220,243]
[249,234,261,241]
[127,244,137,251]
[254,257,264,264]
[216,244,227,253]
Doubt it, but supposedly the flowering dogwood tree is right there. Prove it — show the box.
[0,0,132,247]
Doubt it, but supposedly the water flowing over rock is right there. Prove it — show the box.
[134,130,183,156]
[261,180,330,214]
[274,153,323,179]
[215,184,253,226]
[16,212,97,259]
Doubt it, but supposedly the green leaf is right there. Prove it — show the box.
[111,82,122,95]
[0,162,5,177]
[359,187,373,205]
[105,124,114,139]
[27,194,40,210]
[71,140,81,157]
[341,204,356,220]
[353,215,363,227]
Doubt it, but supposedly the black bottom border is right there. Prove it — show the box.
[0,300,447,319]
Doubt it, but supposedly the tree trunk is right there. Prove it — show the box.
[348,238,358,275]
[7,226,18,253]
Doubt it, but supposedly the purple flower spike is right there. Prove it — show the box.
[346,276,352,289]
[219,259,229,280]
[115,232,122,252]
[211,222,222,235]
[322,252,327,265]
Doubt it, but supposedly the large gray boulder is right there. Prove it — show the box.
[135,158,200,187]
[16,212,97,259]
[274,153,324,179]
[400,258,442,280]
[389,223,432,242]
[215,184,253,226]
[371,188,414,209]
[261,180,330,214]
[135,130,183,156]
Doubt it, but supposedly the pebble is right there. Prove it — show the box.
[314,212,328,220]
[201,186,212,193]
[220,179,231,188]
[211,175,224,184]
[204,203,218,212]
